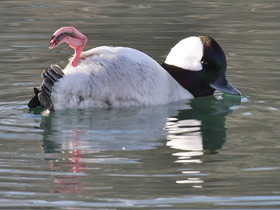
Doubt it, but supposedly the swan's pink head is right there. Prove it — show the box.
[49,26,87,67]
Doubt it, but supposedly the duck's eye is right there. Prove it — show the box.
[201,60,208,65]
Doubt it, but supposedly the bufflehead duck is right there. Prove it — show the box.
[28,27,241,111]
[162,35,241,97]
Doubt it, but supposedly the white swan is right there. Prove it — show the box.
[28,26,241,110]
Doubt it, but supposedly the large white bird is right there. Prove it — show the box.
[28,26,241,111]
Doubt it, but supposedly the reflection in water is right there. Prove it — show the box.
[48,130,86,194]
[39,105,184,195]
[0,0,279,207]
[165,95,241,187]
[38,95,240,194]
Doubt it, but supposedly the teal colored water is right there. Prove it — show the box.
[0,1,279,209]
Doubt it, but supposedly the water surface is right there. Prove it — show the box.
[0,0,280,209]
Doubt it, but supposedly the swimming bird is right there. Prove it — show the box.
[28,26,241,111]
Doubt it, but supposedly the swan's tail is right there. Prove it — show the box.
[28,64,64,111]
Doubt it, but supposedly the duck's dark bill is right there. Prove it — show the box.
[210,73,241,96]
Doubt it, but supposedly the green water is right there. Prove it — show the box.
[0,1,279,209]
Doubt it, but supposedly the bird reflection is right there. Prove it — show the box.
[38,107,180,195]
[39,114,87,194]
[47,130,86,194]
[37,94,240,193]
[164,95,241,187]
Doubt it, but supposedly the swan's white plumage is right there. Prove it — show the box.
[51,47,193,110]
[164,36,203,71]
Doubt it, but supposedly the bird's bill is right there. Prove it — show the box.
[49,33,65,49]
[49,36,56,49]
[210,73,241,96]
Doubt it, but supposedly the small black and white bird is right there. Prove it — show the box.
[162,35,241,97]
[28,27,241,111]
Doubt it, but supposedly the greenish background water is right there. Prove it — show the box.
[0,0,279,209]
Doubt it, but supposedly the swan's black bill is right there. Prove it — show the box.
[210,73,241,96]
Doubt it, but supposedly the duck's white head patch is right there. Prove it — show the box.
[164,36,203,71]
